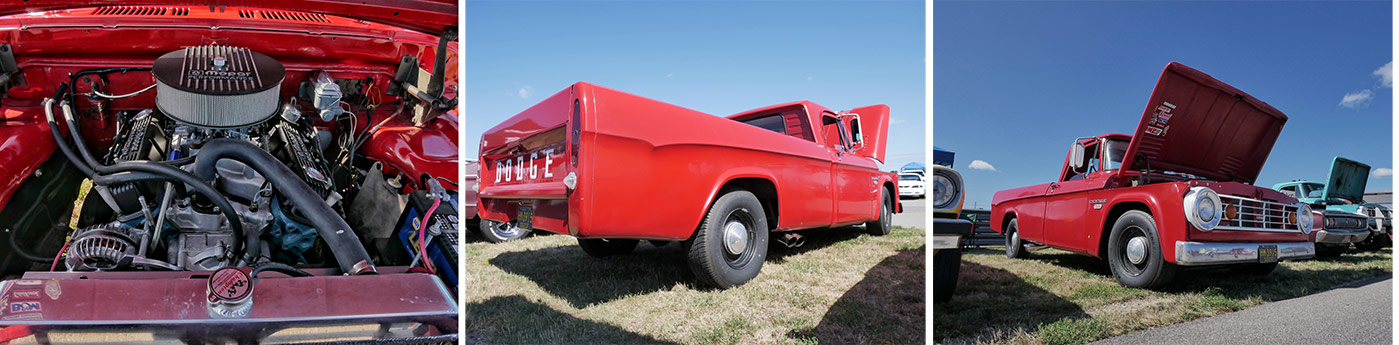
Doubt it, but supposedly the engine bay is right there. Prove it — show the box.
[2,42,459,291]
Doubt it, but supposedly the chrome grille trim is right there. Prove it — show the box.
[1214,194,1303,233]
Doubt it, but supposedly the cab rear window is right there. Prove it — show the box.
[741,114,788,135]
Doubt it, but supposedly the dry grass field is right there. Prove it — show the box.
[934,247,1393,345]
[463,225,925,345]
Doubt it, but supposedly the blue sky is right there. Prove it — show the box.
[935,1,1392,209]
[463,1,925,170]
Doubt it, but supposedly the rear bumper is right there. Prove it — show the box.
[933,218,974,250]
[1174,241,1314,265]
[1314,228,1370,244]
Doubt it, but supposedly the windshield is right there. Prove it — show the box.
[1303,183,1326,199]
[899,174,921,181]
[1102,139,1129,171]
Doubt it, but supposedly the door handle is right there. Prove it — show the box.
[1050,184,1059,190]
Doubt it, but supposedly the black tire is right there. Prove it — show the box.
[1315,243,1346,258]
[1354,232,1387,251]
[933,248,962,303]
[1229,262,1279,275]
[1106,210,1177,289]
[686,190,770,288]
[865,189,894,236]
[1004,218,1029,259]
[578,238,639,257]
[479,218,530,243]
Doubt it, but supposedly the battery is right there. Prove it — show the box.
[394,190,459,295]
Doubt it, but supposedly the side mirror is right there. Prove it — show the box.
[1069,142,1086,172]
[847,114,864,151]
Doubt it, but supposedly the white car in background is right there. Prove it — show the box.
[899,172,926,198]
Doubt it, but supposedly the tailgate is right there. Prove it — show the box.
[479,87,575,199]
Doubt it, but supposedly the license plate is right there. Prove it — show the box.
[1257,244,1278,263]
[517,204,534,231]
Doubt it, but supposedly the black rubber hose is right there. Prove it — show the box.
[193,139,376,275]
[45,96,245,256]
[251,262,312,279]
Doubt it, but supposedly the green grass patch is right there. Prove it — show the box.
[1038,318,1107,345]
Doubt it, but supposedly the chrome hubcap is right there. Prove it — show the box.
[723,220,747,255]
[1126,236,1148,264]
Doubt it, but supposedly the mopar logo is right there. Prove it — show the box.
[9,302,40,313]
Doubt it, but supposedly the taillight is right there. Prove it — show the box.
[570,99,581,167]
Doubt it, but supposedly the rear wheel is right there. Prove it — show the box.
[479,218,529,243]
[933,248,962,303]
[865,189,893,236]
[1106,210,1176,289]
[578,239,638,257]
[1354,230,1388,251]
[1004,218,1028,259]
[687,190,769,288]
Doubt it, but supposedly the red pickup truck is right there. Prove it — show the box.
[991,63,1315,289]
[477,82,900,288]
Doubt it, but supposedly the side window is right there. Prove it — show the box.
[1066,142,1100,181]
[822,115,847,151]
[1279,186,1297,198]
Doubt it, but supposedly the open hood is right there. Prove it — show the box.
[1323,157,1370,204]
[1119,62,1287,184]
[0,0,456,36]
[846,104,890,163]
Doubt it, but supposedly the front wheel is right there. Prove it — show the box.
[1005,218,1028,259]
[933,248,962,303]
[865,189,893,236]
[1106,210,1177,289]
[687,190,769,288]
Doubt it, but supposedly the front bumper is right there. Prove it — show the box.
[1314,228,1370,244]
[1175,241,1315,265]
[899,188,925,197]
[933,218,974,250]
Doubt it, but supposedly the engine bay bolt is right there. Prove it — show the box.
[32,169,41,177]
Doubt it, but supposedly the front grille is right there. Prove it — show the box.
[1216,194,1302,233]
[1324,214,1368,230]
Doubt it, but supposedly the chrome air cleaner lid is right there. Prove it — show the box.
[153,45,285,128]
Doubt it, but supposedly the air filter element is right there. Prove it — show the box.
[153,46,285,128]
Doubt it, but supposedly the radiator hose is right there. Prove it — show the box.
[192,139,376,275]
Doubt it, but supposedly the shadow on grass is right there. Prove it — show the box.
[491,226,881,308]
[791,246,925,345]
[490,240,694,308]
[933,261,1090,342]
[463,295,678,345]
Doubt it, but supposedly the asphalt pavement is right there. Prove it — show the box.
[1093,276,1393,345]
[894,197,925,229]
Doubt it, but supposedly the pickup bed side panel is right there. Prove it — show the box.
[990,184,1051,242]
[579,84,836,239]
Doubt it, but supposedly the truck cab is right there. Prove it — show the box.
[990,63,1316,289]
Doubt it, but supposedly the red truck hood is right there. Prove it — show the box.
[1119,62,1288,184]
[0,0,455,35]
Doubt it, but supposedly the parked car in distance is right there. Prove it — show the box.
[477,82,900,288]
[900,172,927,198]
[933,164,973,303]
[990,62,1315,289]
[1306,210,1371,257]
[1273,157,1391,252]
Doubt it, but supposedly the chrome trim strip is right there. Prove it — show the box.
[1314,229,1370,244]
[1175,241,1314,266]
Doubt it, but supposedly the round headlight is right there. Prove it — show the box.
[1297,204,1314,234]
[1183,187,1222,231]
[932,173,957,209]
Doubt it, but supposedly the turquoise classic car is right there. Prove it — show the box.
[1273,157,1391,253]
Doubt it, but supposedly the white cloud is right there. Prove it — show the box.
[1375,61,1393,88]
[517,85,534,100]
[807,76,813,81]
[889,117,906,125]
[969,160,997,172]
[1340,89,1373,108]
[666,73,674,78]
[1373,168,1393,178]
